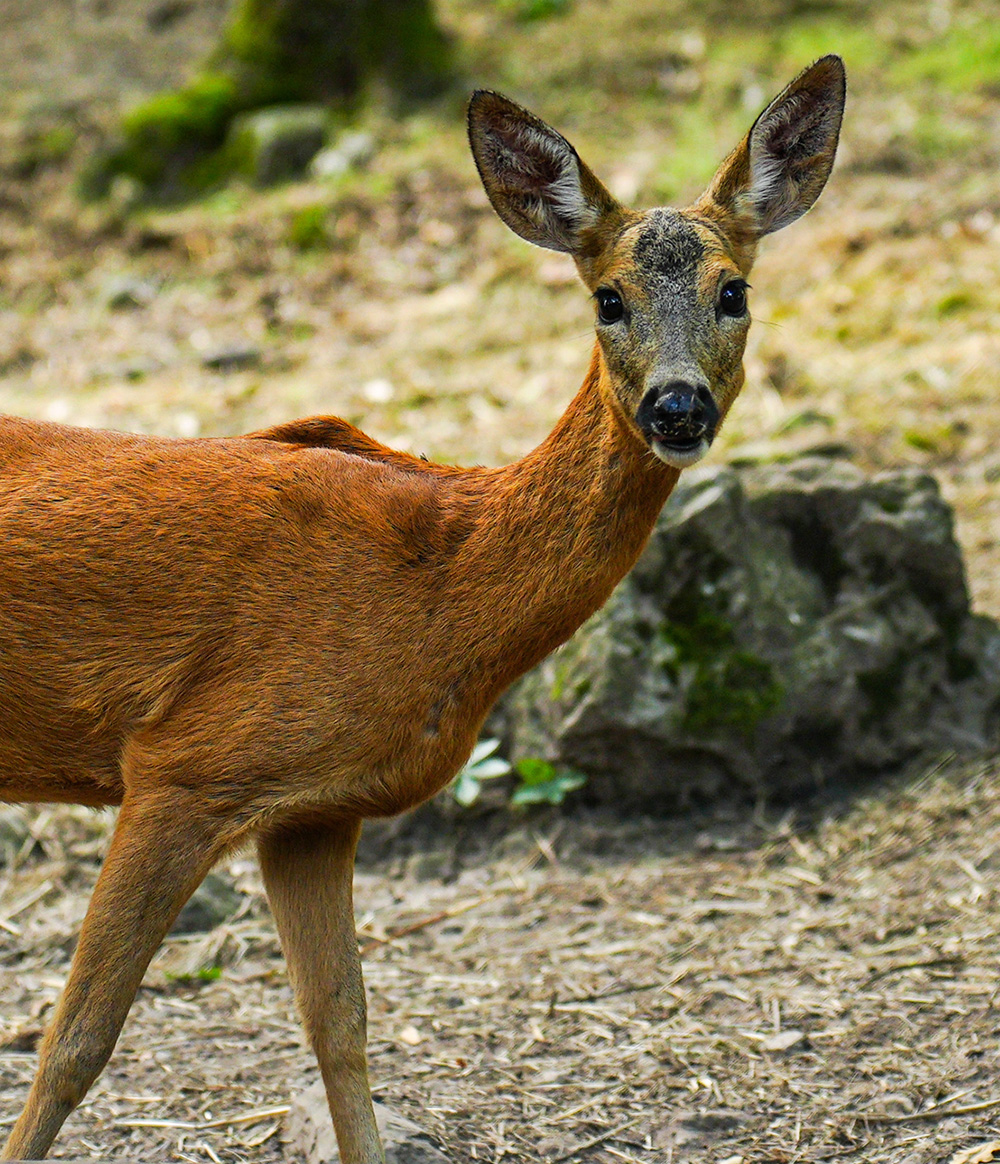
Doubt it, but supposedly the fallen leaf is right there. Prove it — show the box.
[949,1142,1000,1164]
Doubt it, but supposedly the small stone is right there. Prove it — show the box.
[104,276,157,311]
[762,1029,806,1052]
[174,411,201,439]
[311,131,376,179]
[228,105,329,187]
[286,1079,449,1164]
[362,378,394,403]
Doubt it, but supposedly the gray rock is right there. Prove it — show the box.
[311,131,376,179]
[502,458,1000,807]
[227,105,329,187]
[104,275,157,310]
[171,871,242,935]
[286,1079,449,1164]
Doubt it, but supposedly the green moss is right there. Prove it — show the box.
[288,204,332,250]
[81,72,246,199]
[122,73,240,158]
[659,589,783,739]
[503,0,573,23]
[219,0,451,106]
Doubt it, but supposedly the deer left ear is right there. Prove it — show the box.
[467,90,623,255]
[702,55,846,238]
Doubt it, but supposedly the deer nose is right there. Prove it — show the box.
[637,382,719,446]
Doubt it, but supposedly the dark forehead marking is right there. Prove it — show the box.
[633,208,705,277]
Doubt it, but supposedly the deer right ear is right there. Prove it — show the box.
[701,55,846,239]
[468,91,622,255]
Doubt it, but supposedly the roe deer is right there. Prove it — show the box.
[0,57,845,1163]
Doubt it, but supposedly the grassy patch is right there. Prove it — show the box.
[892,17,1000,94]
[937,290,976,317]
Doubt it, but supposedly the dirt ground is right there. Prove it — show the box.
[2,0,1000,1160]
[3,759,1000,1164]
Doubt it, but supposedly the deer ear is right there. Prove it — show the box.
[468,91,622,255]
[703,55,846,238]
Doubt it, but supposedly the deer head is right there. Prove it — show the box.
[468,56,845,468]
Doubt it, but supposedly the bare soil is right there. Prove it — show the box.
[3,759,1000,1163]
[2,0,1000,1160]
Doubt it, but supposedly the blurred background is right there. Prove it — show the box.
[0,0,998,615]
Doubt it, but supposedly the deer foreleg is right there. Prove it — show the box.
[1,790,226,1161]
[257,817,385,1164]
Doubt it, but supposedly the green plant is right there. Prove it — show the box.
[511,757,586,806]
[450,738,511,807]
[165,964,223,984]
[450,741,588,808]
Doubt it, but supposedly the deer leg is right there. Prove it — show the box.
[257,817,385,1164]
[1,789,226,1161]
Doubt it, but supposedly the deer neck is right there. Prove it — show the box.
[464,344,680,700]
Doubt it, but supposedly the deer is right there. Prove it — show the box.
[0,57,844,1163]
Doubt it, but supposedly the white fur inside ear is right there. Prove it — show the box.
[537,134,598,230]
[747,139,786,214]
[503,123,598,236]
[745,138,791,231]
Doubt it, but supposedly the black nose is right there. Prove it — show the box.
[636,381,719,446]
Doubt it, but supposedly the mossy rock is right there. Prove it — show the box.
[80,0,451,203]
[501,457,1000,809]
[226,104,330,186]
[80,72,246,201]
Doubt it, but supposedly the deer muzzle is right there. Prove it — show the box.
[636,382,719,468]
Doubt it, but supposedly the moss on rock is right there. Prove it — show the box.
[85,0,452,202]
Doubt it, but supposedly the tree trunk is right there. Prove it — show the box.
[217,0,452,106]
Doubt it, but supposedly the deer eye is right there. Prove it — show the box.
[595,288,625,325]
[719,280,749,317]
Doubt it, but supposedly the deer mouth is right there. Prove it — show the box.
[636,383,718,469]
[648,434,712,468]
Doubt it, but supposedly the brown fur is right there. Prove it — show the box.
[0,59,843,1164]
